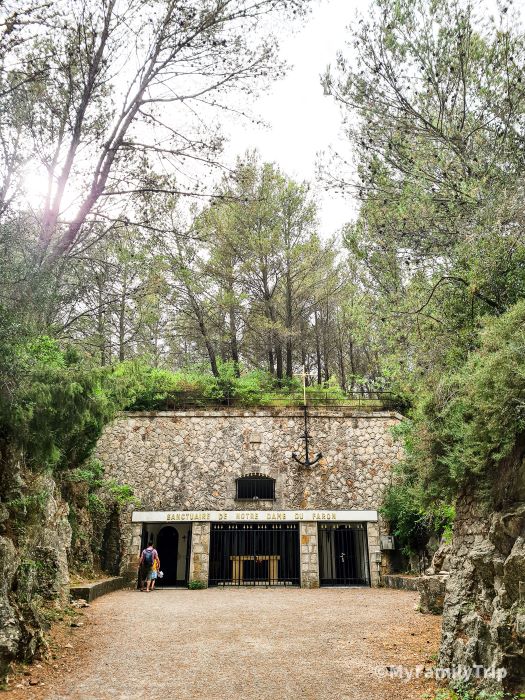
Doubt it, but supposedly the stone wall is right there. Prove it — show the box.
[96,408,403,588]
[188,522,210,586]
[299,522,319,588]
[96,409,403,513]
[367,522,381,587]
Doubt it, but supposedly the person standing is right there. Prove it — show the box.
[139,541,160,592]
[151,556,160,590]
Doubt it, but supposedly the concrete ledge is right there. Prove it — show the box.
[70,576,127,603]
[121,409,404,420]
[382,574,420,591]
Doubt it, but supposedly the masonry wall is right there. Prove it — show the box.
[299,522,319,588]
[96,408,403,585]
[95,409,403,513]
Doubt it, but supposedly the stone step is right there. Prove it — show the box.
[381,574,420,591]
[70,576,127,603]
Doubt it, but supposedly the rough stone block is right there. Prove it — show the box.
[382,574,420,592]
[416,575,447,614]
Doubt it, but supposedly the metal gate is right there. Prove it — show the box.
[209,523,299,586]
[318,523,371,586]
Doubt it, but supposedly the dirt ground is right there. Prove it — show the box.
[5,587,442,700]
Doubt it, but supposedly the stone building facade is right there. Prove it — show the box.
[95,408,403,589]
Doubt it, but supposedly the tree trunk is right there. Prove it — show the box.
[314,310,322,385]
[338,341,346,391]
[118,277,127,362]
[285,339,293,379]
[348,337,356,390]
[198,317,219,377]
[261,269,281,381]
[275,341,283,381]
[190,295,219,378]
[301,337,307,377]
[96,279,106,366]
[336,319,346,391]
[268,348,275,375]
[323,301,330,382]
[228,300,240,377]
[285,266,293,379]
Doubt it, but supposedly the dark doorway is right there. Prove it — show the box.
[156,526,179,587]
[318,523,370,586]
[209,523,299,586]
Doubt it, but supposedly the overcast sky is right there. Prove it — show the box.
[22,0,370,236]
[222,0,370,237]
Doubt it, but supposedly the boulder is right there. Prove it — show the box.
[416,574,448,614]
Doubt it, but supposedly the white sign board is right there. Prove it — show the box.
[132,509,378,523]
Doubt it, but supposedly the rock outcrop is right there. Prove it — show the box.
[0,467,71,683]
[440,440,525,693]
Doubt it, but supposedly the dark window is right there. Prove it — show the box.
[236,475,275,500]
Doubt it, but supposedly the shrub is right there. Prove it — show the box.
[1,335,117,476]
[381,417,456,555]
[408,299,525,502]
[107,360,354,410]
[188,579,207,590]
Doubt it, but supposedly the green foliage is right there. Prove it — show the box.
[381,481,432,555]
[381,418,455,554]
[382,300,525,547]
[325,0,525,528]
[0,334,117,477]
[5,488,51,541]
[107,360,221,409]
[230,369,276,405]
[188,579,207,590]
[67,459,105,487]
[64,458,140,571]
[104,480,140,508]
[428,683,517,700]
[105,359,355,410]
[87,493,106,517]
[433,503,456,545]
[306,377,347,403]
[65,458,140,512]
[6,491,49,519]
[412,301,525,500]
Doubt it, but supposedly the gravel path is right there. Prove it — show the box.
[10,588,442,700]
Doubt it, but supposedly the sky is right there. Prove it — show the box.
[222,0,370,237]
[21,0,370,236]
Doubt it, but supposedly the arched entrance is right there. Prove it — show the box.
[156,526,179,587]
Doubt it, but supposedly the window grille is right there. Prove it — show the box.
[236,475,275,500]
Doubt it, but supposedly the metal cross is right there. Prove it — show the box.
[291,366,323,468]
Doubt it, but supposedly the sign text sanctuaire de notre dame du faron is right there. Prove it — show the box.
[132,509,378,523]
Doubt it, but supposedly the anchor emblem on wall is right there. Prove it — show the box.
[291,367,323,469]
